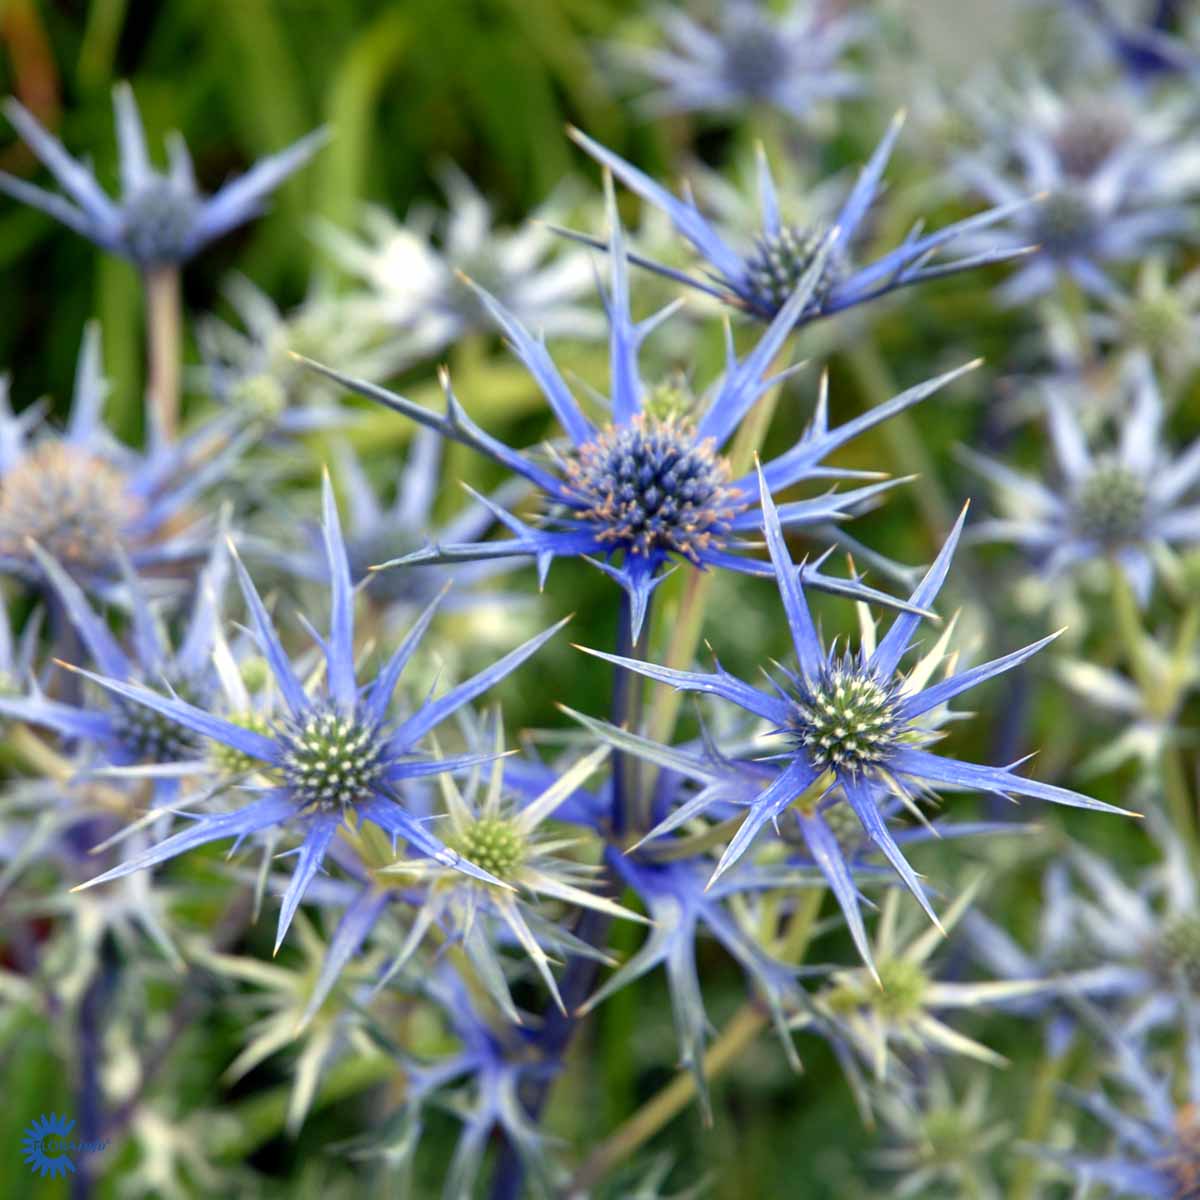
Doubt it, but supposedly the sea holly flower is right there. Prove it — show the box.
[580,465,1131,965]
[301,184,969,638]
[197,275,402,435]
[316,164,600,364]
[611,0,867,121]
[0,83,325,267]
[871,1068,1008,1200]
[1089,257,1200,385]
[955,76,1199,303]
[964,355,1200,603]
[1057,813,1200,1037]
[64,473,568,952]
[262,433,527,625]
[960,859,1140,1058]
[578,847,820,1119]
[0,527,229,780]
[377,730,646,1023]
[561,703,1033,972]
[563,114,1031,328]
[802,882,1050,1089]
[194,913,388,1137]
[1033,995,1200,1198]
[0,325,246,592]
[1053,603,1200,773]
[345,965,552,1200]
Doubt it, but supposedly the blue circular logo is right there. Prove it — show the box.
[21,1113,78,1178]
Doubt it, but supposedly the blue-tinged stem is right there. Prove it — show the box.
[72,936,118,1200]
[490,595,652,1198]
[104,887,255,1139]
[488,910,613,1200]
[610,590,652,838]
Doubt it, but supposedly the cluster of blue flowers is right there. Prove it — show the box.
[2,3,1200,1196]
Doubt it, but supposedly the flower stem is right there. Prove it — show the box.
[72,935,119,1200]
[568,1003,767,1197]
[143,264,182,441]
[1008,1047,1070,1200]
[567,887,825,1194]
[611,590,652,838]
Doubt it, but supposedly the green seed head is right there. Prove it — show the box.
[1073,458,1149,546]
[211,712,272,777]
[1124,292,1191,356]
[821,800,866,853]
[643,374,695,423]
[1151,915,1200,990]
[453,817,525,880]
[239,656,272,695]
[280,706,386,810]
[794,664,901,775]
[876,957,930,1019]
[229,373,287,422]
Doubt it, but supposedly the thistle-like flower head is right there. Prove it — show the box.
[1035,994,1200,1198]
[65,473,567,953]
[378,725,646,1022]
[302,182,973,638]
[872,1068,1007,1198]
[0,518,228,775]
[965,355,1200,603]
[808,882,1051,1091]
[612,0,867,122]
[0,84,325,267]
[0,325,246,592]
[564,114,1030,328]
[956,74,1199,302]
[316,165,600,364]
[197,275,403,436]
[581,467,1131,971]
